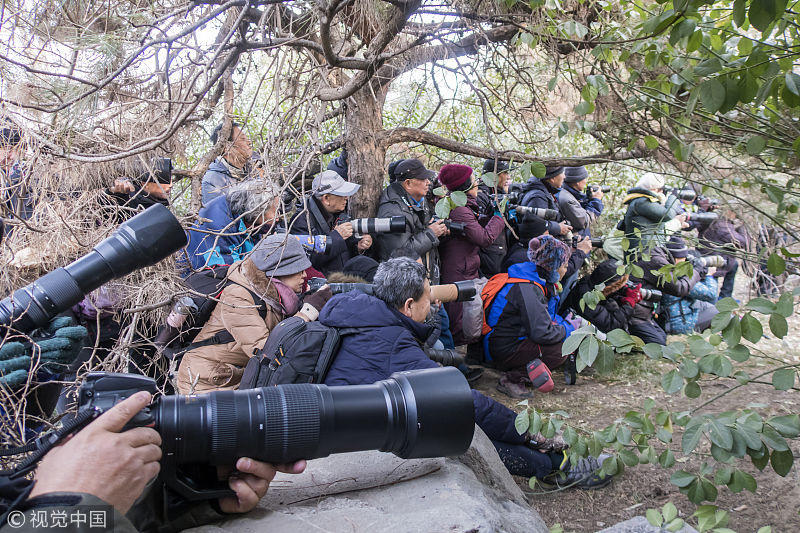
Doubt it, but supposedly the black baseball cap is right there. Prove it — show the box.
[482,159,515,174]
[394,158,435,181]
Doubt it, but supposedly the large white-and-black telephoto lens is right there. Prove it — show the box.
[0,204,187,334]
[156,367,475,467]
[351,216,406,235]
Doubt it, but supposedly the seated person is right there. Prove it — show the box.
[564,259,638,334]
[484,236,575,399]
[288,170,372,276]
[319,257,612,489]
[628,236,702,345]
[661,254,719,334]
[201,122,253,205]
[183,179,279,271]
[105,158,173,219]
[177,235,327,394]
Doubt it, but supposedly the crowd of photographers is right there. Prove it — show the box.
[0,122,783,532]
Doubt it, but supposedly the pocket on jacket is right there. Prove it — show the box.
[210,362,244,388]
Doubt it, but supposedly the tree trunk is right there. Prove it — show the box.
[344,85,389,218]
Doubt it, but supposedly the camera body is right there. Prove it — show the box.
[627,280,662,301]
[432,216,466,235]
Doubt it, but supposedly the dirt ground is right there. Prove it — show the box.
[471,278,800,532]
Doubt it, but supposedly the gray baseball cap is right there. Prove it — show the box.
[312,170,360,197]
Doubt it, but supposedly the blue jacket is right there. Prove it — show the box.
[201,159,235,206]
[321,291,525,444]
[662,275,718,334]
[182,194,257,271]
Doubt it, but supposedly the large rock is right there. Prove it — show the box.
[186,427,547,533]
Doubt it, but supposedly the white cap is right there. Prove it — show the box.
[312,170,360,197]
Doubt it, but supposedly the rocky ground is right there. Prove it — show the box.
[472,278,800,532]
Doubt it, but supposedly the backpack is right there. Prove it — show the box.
[480,273,544,360]
[158,266,270,361]
[239,316,359,388]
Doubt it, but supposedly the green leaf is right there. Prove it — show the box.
[515,410,530,434]
[745,297,776,314]
[434,198,452,219]
[708,418,733,450]
[722,317,742,346]
[670,470,696,488]
[643,343,663,359]
[432,186,447,197]
[662,369,683,394]
[769,313,788,338]
[561,331,587,356]
[531,162,546,179]
[646,509,663,527]
[644,135,659,149]
[578,335,599,368]
[659,449,676,468]
[767,253,786,275]
[749,0,780,32]
[786,71,800,96]
[481,172,498,188]
[619,448,638,467]
[698,79,726,113]
[716,297,739,313]
[575,100,595,116]
[682,420,704,454]
[740,313,763,343]
[761,425,789,451]
[449,190,467,207]
[727,344,751,362]
[775,292,794,317]
[710,311,733,332]
[607,329,634,348]
[770,449,794,476]
[684,381,701,398]
[746,135,767,156]
[767,414,800,437]
[772,368,795,390]
[662,502,678,522]
[733,0,747,26]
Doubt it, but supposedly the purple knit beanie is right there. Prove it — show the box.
[528,235,571,283]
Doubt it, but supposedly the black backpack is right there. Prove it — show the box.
[239,316,358,387]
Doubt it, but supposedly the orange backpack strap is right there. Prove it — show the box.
[481,274,533,335]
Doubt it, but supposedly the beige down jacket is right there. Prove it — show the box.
[176,259,285,394]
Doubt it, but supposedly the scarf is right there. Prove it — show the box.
[220,157,245,181]
[272,279,300,315]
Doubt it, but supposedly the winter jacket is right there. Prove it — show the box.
[486,261,574,361]
[288,194,358,276]
[621,187,681,255]
[0,163,34,222]
[201,159,241,206]
[519,177,563,235]
[439,195,505,284]
[320,291,525,445]
[176,260,285,393]
[476,184,511,277]
[558,185,602,236]
[630,246,701,324]
[102,189,168,223]
[563,276,634,333]
[183,194,259,271]
[699,218,750,278]
[375,182,441,283]
[662,275,719,334]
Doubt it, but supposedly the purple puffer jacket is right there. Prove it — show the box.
[439,196,505,284]
[699,218,750,277]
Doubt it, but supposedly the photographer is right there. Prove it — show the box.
[557,166,603,237]
[288,170,372,276]
[375,158,447,283]
[437,164,504,345]
[563,259,636,334]
[201,122,253,205]
[518,166,571,237]
[476,159,513,277]
[177,235,329,394]
[184,179,280,271]
[14,391,305,532]
[698,207,749,300]
[628,236,702,345]
[485,237,576,399]
[661,256,719,334]
[105,158,173,221]
[320,258,612,490]
[620,173,686,258]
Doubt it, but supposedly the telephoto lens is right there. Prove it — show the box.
[0,204,187,335]
[591,238,605,248]
[673,189,697,201]
[686,212,719,224]
[351,216,406,235]
[328,282,375,296]
[429,280,476,303]
[424,347,465,367]
[78,368,475,486]
[695,255,725,268]
[511,205,560,221]
[590,185,611,193]
[640,287,662,301]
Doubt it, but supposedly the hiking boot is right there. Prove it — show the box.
[496,375,532,399]
[543,452,613,489]
[463,366,484,384]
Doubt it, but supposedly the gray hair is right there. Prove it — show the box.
[373,258,427,310]
[226,179,279,225]
[635,172,666,191]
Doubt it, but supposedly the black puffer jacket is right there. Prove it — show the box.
[476,183,510,277]
[564,277,634,333]
[519,177,563,235]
